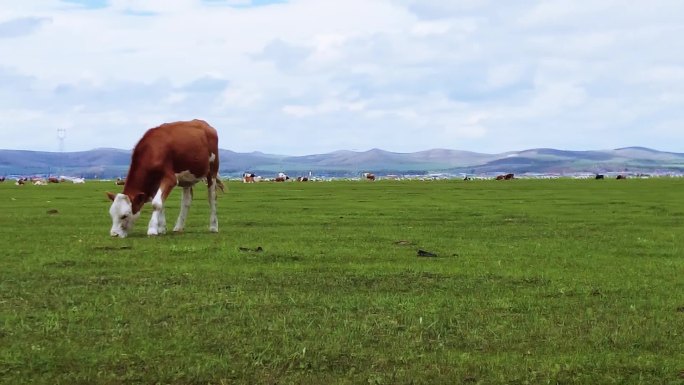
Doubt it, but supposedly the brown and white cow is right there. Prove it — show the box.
[106,119,223,238]
[274,172,289,182]
[242,172,255,183]
[363,172,376,181]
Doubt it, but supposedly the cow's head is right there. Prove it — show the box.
[106,192,143,237]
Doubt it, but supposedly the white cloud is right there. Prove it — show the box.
[411,20,451,37]
[0,0,682,154]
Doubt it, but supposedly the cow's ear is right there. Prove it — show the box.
[106,192,117,201]
[134,192,145,203]
[131,193,145,210]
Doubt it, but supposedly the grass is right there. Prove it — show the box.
[0,178,683,384]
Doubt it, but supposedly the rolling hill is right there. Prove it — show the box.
[1,146,683,179]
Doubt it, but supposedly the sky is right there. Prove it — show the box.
[0,0,683,155]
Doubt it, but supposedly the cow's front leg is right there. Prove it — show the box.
[148,183,173,236]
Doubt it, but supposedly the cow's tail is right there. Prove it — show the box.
[215,177,225,193]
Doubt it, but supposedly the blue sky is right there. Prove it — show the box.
[62,0,287,8]
[0,0,683,155]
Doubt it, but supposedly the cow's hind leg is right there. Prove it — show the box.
[173,186,193,232]
[208,177,218,233]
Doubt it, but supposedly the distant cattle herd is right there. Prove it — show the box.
[0,172,639,185]
[2,176,85,185]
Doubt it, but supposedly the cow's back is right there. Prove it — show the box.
[133,120,219,175]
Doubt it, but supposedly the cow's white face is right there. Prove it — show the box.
[108,193,140,237]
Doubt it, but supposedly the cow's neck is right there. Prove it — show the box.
[122,165,163,214]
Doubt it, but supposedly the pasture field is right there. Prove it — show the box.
[0,178,683,385]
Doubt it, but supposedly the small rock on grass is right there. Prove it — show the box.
[417,249,438,257]
[239,246,263,252]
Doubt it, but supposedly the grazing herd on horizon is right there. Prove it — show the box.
[3,176,85,185]
[0,171,636,185]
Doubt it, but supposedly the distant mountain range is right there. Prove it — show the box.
[1,146,683,179]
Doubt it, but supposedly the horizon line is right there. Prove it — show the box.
[0,145,674,156]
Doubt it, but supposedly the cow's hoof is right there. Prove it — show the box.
[147,229,159,236]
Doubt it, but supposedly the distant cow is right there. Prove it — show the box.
[0,176,5,182]
[296,176,309,182]
[274,172,289,182]
[48,177,60,183]
[616,174,627,180]
[106,119,223,238]
[115,177,126,186]
[363,172,376,181]
[15,178,25,186]
[463,176,472,181]
[595,174,604,180]
[242,172,256,183]
[495,173,514,180]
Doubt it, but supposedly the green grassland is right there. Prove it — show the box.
[0,178,683,384]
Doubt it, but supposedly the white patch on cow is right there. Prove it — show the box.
[209,153,216,163]
[176,170,201,187]
[151,188,164,210]
[109,193,140,238]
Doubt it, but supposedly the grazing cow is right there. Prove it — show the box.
[0,176,5,182]
[115,177,126,186]
[296,176,309,182]
[496,173,515,180]
[72,177,86,184]
[595,174,605,180]
[274,172,289,182]
[15,178,25,186]
[48,177,60,183]
[242,172,256,183]
[363,172,376,181]
[616,174,627,180]
[106,119,223,238]
[463,176,472,181]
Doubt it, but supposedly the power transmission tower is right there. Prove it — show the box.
[57,129,66,176]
